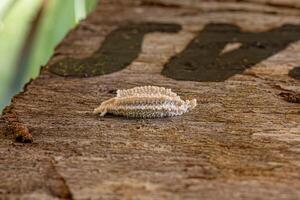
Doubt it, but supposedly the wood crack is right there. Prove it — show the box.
[46,158,74,200]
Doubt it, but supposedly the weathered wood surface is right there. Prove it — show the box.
[1,0,300,199]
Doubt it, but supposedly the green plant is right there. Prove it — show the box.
[0,0,98,111]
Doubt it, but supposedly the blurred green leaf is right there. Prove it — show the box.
[75,0,86,22]
[25,0,76,82]
[0,0,17,20]
[0,0,41,109]
[86,0,98,13]
[0,0,99,111]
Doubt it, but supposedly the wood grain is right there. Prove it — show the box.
[1,0,300,199]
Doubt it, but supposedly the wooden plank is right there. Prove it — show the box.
[1,0,300,199]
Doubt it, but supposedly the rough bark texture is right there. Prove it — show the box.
[1,0,300,199]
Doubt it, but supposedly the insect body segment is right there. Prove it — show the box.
[94,86,197,118]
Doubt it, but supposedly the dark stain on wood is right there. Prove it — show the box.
[49,22,181,77]
[289,66,300,80]
[279,92,300,103]
[162,23,300,82]
[141,0,181,8]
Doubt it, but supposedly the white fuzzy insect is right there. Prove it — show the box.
[93,86,197,118]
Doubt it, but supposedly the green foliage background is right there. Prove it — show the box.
[0,0,98,111]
